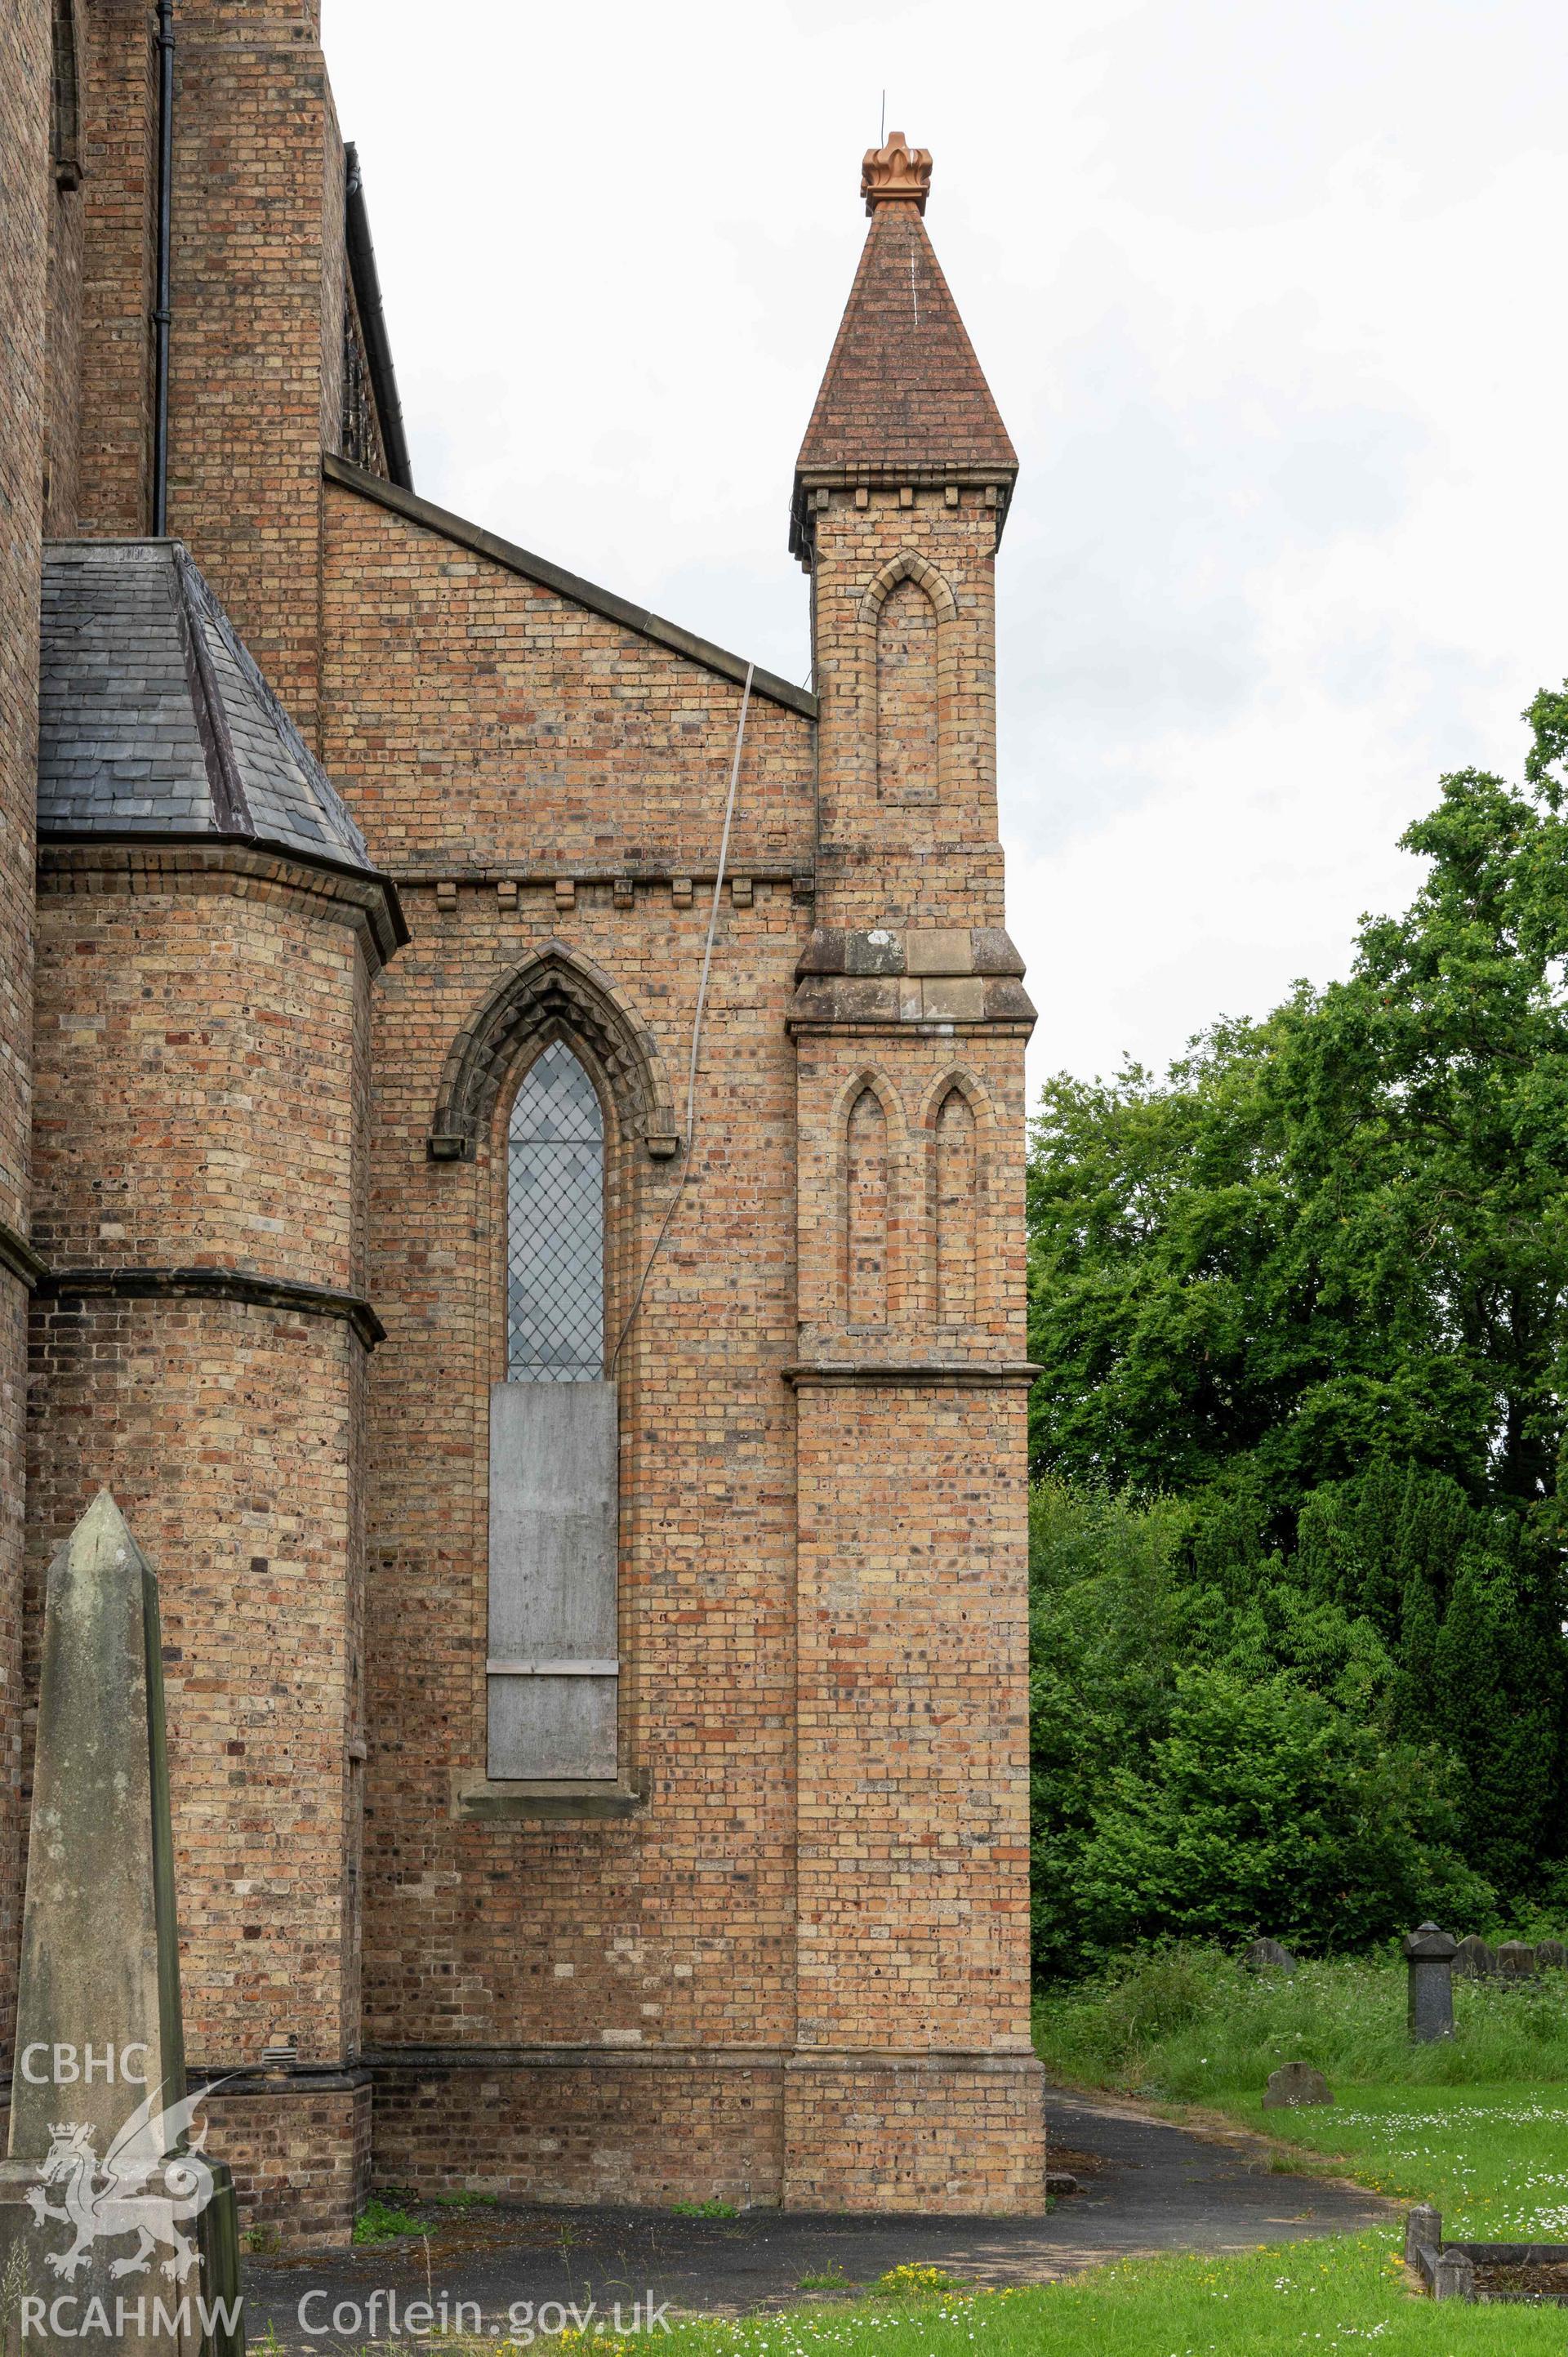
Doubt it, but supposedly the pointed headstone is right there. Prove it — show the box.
[9,1491,184,2163]
[0,1494,242,2355]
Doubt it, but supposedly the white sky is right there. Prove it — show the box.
[324,0,1568,1104]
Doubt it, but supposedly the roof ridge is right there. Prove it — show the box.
[178,545,373,869]
[172,545,253,840]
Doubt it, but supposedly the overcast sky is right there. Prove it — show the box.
[325,0,1568,1103]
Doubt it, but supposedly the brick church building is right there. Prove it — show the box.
[0,0,1045,2240]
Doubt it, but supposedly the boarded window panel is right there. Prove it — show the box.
[488,1380,618,1780]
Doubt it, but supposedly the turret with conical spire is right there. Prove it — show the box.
[780,140,1045,2214]
[787,134,1029,943]
[791,134,1017,563]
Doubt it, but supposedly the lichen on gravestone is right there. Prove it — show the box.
[1262,2062,1333,2107]
[0,1492,243,2357]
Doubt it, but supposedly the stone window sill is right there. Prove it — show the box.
[452,1769,649,1822]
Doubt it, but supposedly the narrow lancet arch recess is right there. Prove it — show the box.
[846,1084,890,1326]
[932,1083,978,1325]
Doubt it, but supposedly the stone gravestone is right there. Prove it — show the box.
[1404,1923,1457,2043]
[1242,1938,1297,1976]
[0,1494,243,2356]
[1497,1940,1538,1981]
[1262,2062,1333,2107]
[1404,2202,1441,2264]
[1452,1935,1496,1980]
[1537,1940,1568,1970]
[1431,2248,1477,2301]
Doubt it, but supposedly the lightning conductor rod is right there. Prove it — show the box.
[610,662,754,1378]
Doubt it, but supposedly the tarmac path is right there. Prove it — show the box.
[240,2084,1392,2345]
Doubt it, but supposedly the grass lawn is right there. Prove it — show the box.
[1191,2083,1568,2239]
[1031,1943,1568,2099]
[1030,1940,1568,2236]
[645,2237,1566,2356]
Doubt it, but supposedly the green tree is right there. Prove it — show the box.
[1027,702,1568,1537]
[1067,1668,1490,1958]
[1028,1480,1492,1975]
[1431,1540,1562,1892]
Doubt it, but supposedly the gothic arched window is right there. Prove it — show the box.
[506,1038,606,1381]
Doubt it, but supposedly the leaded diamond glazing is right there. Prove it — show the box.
[507,1040,606,1380]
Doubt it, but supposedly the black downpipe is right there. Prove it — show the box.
[151,0,174,535]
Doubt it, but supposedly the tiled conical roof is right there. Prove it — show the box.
[791,140,1017,557]
[38,539,376,873]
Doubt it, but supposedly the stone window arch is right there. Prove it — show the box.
[429,940,676,1165]
[858,549,959,628]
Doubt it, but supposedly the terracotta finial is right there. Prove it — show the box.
[861,131,932,216]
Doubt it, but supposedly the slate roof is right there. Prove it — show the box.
[792,194,1017,547]
[38,539,374,872]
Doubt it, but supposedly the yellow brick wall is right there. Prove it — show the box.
[25,857,377,2068]
[31,858,368,1291]
[76,0,158,536]
[808,488,1006,931]
[10,0,1045,2217]
[0,0,49,2070]
[163,0,343,733]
